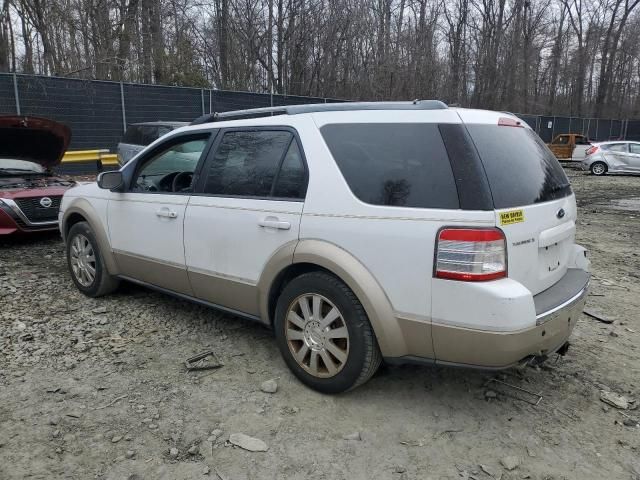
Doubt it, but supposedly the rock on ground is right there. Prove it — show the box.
[260,379,278,393]
[500,455,520,471]
[228,433,268,452]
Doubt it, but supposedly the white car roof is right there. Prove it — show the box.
[171,103,524,135]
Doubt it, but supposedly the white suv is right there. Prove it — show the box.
[60,102,590,393]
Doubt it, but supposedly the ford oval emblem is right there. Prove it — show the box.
[556,208,565,219]
[39,197,53,208]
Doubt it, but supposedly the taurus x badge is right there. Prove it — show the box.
[556,208,565,219]
[39,197,53,208]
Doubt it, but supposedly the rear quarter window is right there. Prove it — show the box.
[320,123,459,209]
[123,126,143,144]
[465,125,572,209]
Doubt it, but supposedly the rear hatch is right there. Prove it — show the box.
[459,112,575,296]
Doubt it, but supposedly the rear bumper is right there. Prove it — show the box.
[386,266,590,369]
[430,270,588,368]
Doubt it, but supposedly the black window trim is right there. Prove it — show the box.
[122,130,219,195]
[192,125,309,202]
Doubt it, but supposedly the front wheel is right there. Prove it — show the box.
[590,161,607,176]
[274,272,381,393]
[66,221,119,297]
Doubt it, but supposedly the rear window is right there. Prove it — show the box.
[320,124,459,209]
[602,143,627,152]
[466,125,571,209]
[123,125,165,146]
[123,125,143,144]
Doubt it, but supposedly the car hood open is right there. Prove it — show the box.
[0,116,71,168]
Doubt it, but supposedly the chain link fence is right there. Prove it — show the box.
[1,73,639,153]
[0,73,344,153]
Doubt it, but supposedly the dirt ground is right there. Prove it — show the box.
[1,170,639,480]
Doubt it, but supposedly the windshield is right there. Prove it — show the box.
[0,159,46,174]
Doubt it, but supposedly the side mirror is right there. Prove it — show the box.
[97,171,124,191]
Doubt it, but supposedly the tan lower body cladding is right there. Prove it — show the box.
[430,294,585,367]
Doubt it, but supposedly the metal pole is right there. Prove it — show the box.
[12,73,21,115]
[210,89,214,114]
[201,89,205,115]
[119,82,127,132]
[609,120,613,140]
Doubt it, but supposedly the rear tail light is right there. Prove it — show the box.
[435,228,507,281]
[585,146,598,156]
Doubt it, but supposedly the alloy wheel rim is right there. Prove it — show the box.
[70,234,96,287]
[285,294,350,378]
[593,164,605,174]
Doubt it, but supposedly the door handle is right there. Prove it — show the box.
[258,217,291,230]
[156,208,178,219]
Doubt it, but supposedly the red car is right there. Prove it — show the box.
[0,116,75,235]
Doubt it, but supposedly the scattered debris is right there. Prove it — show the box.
[188,444,199,455]
[393,466,407,473]
[486,378,543,406]
[583,309,614,324]
[95,394,128,410]
[111,435,123,443]
[169,447,179,459]
[185,350,224,371]
[342,431,362,441]
[600,390,630,410]
[479,464,500,478]
[208,429,224,442]
[500,455,520,471]
[260,379,278,393]
[126,450,135,459]
[228,433,268,452]
[484,390,498,400]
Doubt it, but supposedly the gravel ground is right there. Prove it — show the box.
[1,171,639,480]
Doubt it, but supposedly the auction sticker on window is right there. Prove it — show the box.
[500,209,525,226]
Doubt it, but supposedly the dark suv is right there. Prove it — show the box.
[117,121,187,166]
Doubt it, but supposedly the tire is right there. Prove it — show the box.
[66,221,119,297]
[590,161,607,176]
[274,271,382,393]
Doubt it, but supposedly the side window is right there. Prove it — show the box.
[157,126,172,139]
[606,143,628,153]
[629,144,640,154]
[139,126,158,146]
[203,130,293,197]
[273,140,307,199]
[320,123,459,209]
[123,125,142,144]
[575,136,589,145]
[555,135,569,145]
[131,136,209,193]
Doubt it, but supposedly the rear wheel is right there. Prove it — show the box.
[66,221,119,297]
[274,271,381,393]
[590,161,607,176]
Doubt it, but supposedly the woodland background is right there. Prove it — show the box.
[1,0,639,118]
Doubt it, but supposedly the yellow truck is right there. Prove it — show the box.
[547,133,591,161]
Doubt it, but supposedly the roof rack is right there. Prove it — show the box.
[190,100,448,125]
